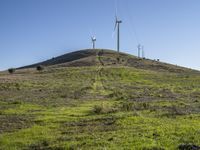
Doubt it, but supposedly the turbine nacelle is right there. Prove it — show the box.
[91,36,96,42]
[114,16,122,31]
[116,20,122,24]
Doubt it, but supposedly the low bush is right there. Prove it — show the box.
[8,68,15,74]
[121,101,150,111]
[93,105,103,114]
[36,65,44,71]
[92,104,117,114]
[178,143,200,150]
[11,101,22,105]
[162,105,186,118]
[0,111,4,115]
[121,102,134,111]
[108,90,127,100]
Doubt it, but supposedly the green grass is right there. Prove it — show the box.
[0,64,200,149]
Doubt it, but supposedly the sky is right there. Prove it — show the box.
[0,0,200,70]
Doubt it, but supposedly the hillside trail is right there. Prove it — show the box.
[92,49,108,97]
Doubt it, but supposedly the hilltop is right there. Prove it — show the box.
[0,49,200,149]
[19,49,198,74]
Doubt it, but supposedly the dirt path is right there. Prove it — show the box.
[92,50,107,96]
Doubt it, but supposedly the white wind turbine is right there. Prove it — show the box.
[113,16,122,52]
[91,36,96,49]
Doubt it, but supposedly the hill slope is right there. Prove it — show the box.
[20,49,198,74]
[0,49,200,149]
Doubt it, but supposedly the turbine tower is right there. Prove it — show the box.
[142,46,145,58]
[137,44,141,58]
[91,36,96,49]
[114,17,122,52]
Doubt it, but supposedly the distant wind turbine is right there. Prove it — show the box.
[137,44,141,58]
[142,46,145,58]
[114,16,122,52]
[91,36,96,49]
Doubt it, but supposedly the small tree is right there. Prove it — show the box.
[8,68,15,74]
[36,65,44,71]
[117,57,120,62]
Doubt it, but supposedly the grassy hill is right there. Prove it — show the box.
[20,49,198,74]
[0,49,200,149]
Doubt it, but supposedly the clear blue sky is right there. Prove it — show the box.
[1,0,200,70]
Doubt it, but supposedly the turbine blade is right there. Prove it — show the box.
[114,15,118,30]
[114,21,117,31]
[112,16,118,38]
[115,0,118,19]
[91,36,94,43]
[112,31,115,38]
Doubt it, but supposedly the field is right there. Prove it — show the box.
[0,50,200,150]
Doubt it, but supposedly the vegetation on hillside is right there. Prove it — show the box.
[0,49,200,149]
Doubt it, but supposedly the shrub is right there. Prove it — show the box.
[143,146,165,150]
[141,102,150,109]
[178,144,200,150]
[162,105,186,118]
[121,102,134,111]
[73,89,86,99]
[29,140,49,149]
[121,102,150,111]
[0,111,3,115]
[8,68,15,74]
[168,106,186,116]
[36,65,44,71]
[108,90,127,100]
[11,101,22,105]
[92,104,117,114]
[93,105,103,114]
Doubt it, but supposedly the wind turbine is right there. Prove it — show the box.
[114,16,122,52]
[137,44,145,58]
[91,36,96,49]
[137,44,141,58]
[142,46,145,58]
